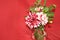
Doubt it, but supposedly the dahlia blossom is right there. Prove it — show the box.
[36,12,48,25]
[25,12,41,29]
[25,12,48,29]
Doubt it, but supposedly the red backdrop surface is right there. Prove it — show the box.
[0,0,60,40]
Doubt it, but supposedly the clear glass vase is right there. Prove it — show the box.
[33,29,46,40]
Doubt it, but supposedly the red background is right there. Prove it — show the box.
[0,0,60,40]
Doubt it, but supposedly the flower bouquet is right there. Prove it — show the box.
[25,0,56,40]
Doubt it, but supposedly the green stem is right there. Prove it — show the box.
[35,0,41,6]
[44,0,47,6]
[37,0,41,4]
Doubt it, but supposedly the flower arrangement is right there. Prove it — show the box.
[25,0,56,40]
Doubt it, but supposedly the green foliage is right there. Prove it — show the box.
[43,7,49,13]
[37,25,44,31]
[30,7,35,13]
[49,5,54,11]
[44,0,46,6]
[49,4,56,11]
[48,18,53,21]
[47,12,54,18]
[35,0,41,6]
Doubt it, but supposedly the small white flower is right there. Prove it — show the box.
[35,7,40,11]
[35,7,37,10]
[39,6,44,9]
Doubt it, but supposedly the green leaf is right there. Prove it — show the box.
[43,7,49,13]
[48,18,53,21]
[49,5,53,11]
[49,4,56,11]
[47,12,54,18]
